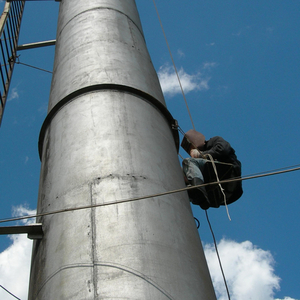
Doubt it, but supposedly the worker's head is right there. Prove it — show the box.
[181,130,205,154]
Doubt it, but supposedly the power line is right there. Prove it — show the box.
[0,164,300,225]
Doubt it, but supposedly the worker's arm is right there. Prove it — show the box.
[201,136,232,160]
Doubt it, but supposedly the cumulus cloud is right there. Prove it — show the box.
[158,64,210,97]
[204,238,296,300]
[0,213,298,300]
[0,207,35,300]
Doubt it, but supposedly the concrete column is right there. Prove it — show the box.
[28,1,217,299]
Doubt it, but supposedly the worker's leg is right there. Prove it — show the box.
[182,157,206,181]
[182,158,210,210]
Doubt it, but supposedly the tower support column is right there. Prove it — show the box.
[28,1,217,299]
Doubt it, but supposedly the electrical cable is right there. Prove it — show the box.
[205,211,231,300]
[0,285,21,300]
[0,164,300,225]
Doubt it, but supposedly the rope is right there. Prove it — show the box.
[1,165,300,225]
[151,1,231,218]
[150,2,230,218]
[205,211,231,300]
[12,55,53,74]
[151,2,227,217]
[16,61,53,74]
[206,153,231,221]
[178,152,185,160]
[151,0,195,130]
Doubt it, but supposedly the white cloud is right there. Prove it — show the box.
[203,62,218,70]
[0,213,298,300]
[8,87,19,102]
[177,49,185,58]
[204,238,297,300]
[0,207,35,300]
[158,64,210,97]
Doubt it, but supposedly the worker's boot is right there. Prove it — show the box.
[188,178,210,210]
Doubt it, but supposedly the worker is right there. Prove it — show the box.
[182,130,243,210]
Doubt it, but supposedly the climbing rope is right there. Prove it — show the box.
[206,211,231,300]
[152,2,235,220]
[151,1,229,216]
[206,153,231,221]
[151,1,232,217]
[152,0,195,130]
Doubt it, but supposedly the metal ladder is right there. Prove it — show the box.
[0,1,25,126]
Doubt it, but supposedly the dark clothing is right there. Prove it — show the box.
[202,136,241,170]
[183,135,243,208]
[201,136,243,205]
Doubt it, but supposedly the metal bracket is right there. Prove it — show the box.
[0,223,43,240]
[17,39,56,51]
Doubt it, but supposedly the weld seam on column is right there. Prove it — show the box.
[38,84,179,160]
[58,7,145,42]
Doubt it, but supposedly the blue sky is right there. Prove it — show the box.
[0,1,299,300]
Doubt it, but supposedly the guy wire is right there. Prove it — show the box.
[1,165,300,224]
